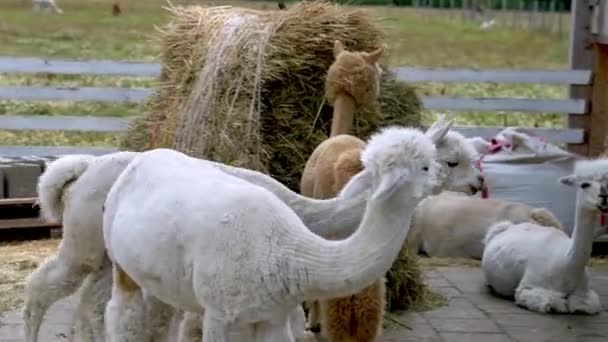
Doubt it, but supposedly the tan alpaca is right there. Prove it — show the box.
[299,40,384,341]
[407,191,564,260]
[300,40,383,198]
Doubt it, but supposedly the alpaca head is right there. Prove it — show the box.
[325,40,384,109]
[435,131,485,195]
[559,158,608,213]
[356,126,440,204]
[424,114,485,195]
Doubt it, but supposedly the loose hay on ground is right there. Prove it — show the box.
[0,239,60,313]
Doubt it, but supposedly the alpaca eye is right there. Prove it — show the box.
[446,161,459,168]
[581,182,591,189]
[422,166,429,172]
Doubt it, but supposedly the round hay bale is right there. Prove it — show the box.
[119,0,421,191]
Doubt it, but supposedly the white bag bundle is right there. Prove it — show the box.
[475,127,582,236]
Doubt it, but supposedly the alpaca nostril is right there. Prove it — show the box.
[478,175,485,184]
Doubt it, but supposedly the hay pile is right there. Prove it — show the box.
[120,0,421,191]
[119,0,426,313]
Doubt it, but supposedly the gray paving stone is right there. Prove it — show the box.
[428,318,501,333]
[424,298,487,319]
[425,276,452,288]
[386,311,428,325]
[381,324,441,341]
[434,286,464,299]
[440,332,512,342]
[502,325,578,342]
[467,293,529,314]
[5,266,608,342]
[440,268,488,294]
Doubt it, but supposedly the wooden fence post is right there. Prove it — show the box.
[567,0,594,156]
[588,1,608,157]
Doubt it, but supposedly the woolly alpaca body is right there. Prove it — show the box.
[24,143,393,342]
[408,191,563,259]
[302,123,485,341]
[23,151,137,342]
[32,0,63,13]
[104,127,440,341]
[482,158,608,315]
[27,127,437,341]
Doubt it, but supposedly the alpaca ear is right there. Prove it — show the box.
[364,44,385,65]
[371,168,409,201]
[339,169,371,199]
[558,175,576,187]
[426,114,454,145]
[333,40,345,59]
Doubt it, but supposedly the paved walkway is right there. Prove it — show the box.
[2,266,608,341]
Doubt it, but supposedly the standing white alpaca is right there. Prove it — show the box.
[24,147,379,342]
[482,158,608,314]
[22,116,455,342]
[103,126,441,341]
[23,151,363,342]
[32,0,63,13]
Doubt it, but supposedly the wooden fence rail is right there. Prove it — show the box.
[0,57,592,149]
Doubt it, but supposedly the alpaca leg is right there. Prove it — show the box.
[104,264,147,342]
[514,285,568,313]
[320,296,352,342]
[202,311,229,342]
[254,320,294,342]
[177,312,203,342]
[72,263,113,342]
[23,254,93,342]
[305,301,321,333]
[351,278,385,341]
[288,305,315,342]
[568,289,601,315]
[568,274,602,315]
[321,278,385,342]
[144,293,176,341]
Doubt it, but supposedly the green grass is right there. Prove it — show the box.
[0,0,571,147]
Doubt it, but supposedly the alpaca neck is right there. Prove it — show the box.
[329,94,356,137]
[291,194,417,300]
[565,199,596,275]
[208,160,365,238]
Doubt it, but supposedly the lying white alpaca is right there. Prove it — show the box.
[482,158,608,314]
[102,127,440,341]
[32,0,63,13]
[407,191,563,259]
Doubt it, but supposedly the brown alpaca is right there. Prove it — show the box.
[112,3,121,16]
[300,40,385,342]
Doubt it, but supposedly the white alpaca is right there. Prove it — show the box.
[482,158,608,314]
[23,152,137,342]
[102,126,441,341]
[407,191,563,259]
[23,151,362,342]
[32,0,63,13]
[22,117,455,342]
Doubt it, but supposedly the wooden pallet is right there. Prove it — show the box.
[0,197,61,240]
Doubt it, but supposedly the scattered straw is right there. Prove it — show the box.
[0,239,60,313]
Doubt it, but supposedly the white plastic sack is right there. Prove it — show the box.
[475,127,581,236]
